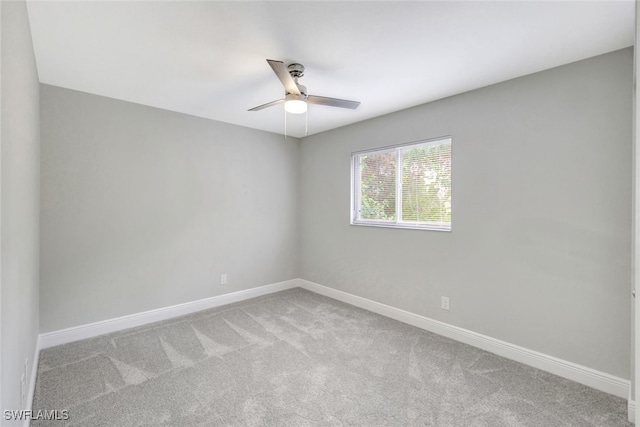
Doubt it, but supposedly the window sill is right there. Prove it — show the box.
[350,220,451,232]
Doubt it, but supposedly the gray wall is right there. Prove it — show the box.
[1,0,41,416]
[300,49,633,379]
[40,86,299,332]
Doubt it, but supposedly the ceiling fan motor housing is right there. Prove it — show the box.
[294,84,308,96]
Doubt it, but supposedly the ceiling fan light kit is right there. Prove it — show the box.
[284,93,307,114]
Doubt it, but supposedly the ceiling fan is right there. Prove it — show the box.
[248,59,360,114]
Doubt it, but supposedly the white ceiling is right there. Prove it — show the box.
[26,1,635,138]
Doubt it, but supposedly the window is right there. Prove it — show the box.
[351,137,451,231]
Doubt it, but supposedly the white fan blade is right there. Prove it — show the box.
[248,99,284,111]
[307,95,360,110]
[267,59,301,95]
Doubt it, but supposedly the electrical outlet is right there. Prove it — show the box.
[441,296,450,311]
[220,274,228,285]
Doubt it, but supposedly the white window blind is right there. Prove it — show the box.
[352,137,451,231]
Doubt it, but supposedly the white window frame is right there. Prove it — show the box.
[350,136,452,232]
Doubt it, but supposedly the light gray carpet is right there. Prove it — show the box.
[32,288,630,426]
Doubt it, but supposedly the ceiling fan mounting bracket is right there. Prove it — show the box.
[287,63,305,79]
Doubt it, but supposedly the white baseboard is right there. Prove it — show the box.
[36,277,631,403]
[39,279,299,349]
[25,335,42,427]
[298,279,631,400]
